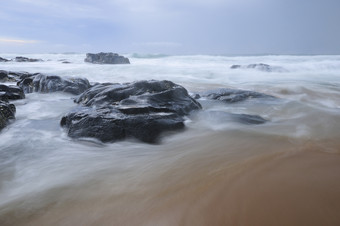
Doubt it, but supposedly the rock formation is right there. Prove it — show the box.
[84,52,130,64]
[17,73,91,95]
[61,80,201,143]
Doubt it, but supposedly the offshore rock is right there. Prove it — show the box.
[0,100,16,130]
[230,63,286,72]
[0,57,9,62]
[84,52,130,64]
[61,80,202,143]
[13,56,43,62]
[199,88,275,103]
[0,84,25,101]
[17,73,91,95]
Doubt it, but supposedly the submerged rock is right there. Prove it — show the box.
[230,63,286,72]
[0,100,16,130]
[0,84,25,101]
[0,56,43,63]
[13,56,43,62]
[192,111,267,125]
[17,73,91,95]
[61,80,202,143]
[199,88,275,103]
[84,52,130,64]
[0,57,9,62]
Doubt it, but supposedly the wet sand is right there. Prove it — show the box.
[1,133,340,226]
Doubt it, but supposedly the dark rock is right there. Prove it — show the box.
[0,70,24,82]
[191,93,201,99]
[230,63,286,72]
[0,84,25,101]
[85,52,130,64]
[0,57,9,62]
[230,65,241,69]
[62,61,71,64]
[9,71,31,80]
[0,100,16,130]
[199,88,275,103]
[0,70,8,81]
[192,111,267,125]
[13,56,43,62]
[17,74,91,95]
[61,106,185,143]
[61,80,201,143]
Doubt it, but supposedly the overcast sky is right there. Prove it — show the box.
[1,0,340,54]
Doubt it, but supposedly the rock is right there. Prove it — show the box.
[0,70,8,81]
[0,100,16,130]
[17,73,91,95]
[192,111,267,125]
[199,88,275,103]
[0,84,25,101]
[61,80,202,143]
[0,70,24,82]
[13,56,43,62]
[85,52,130,64]
[9,71,31,81]
[0,57,9,62]
[230,63,286,72]
[62,61,71,64]
[230,65,241,69]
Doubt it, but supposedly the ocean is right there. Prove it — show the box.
[1,53,340,225]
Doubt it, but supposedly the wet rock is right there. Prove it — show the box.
[230,63,286,72]
[192,111,267,125]
[13,56,43,62]
[17,73,91,95]
[0,57,9,62]
[9,71,31,81]
[85,52,130,64]
[0,70,24,82]
[61,80,202,143]
[0,84,25,101]
[0,70,8,81]
[0,100,16,130]
[199,88,275,103]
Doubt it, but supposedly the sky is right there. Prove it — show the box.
[0,0,340,55]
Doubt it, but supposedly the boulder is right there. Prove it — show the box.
[0,100,16,130]
[230,63,286,72]
[84,52,130,64]
[61,80,202,143]
[17,73,91,95]
[198,88,275,103]
[0,84,25,101]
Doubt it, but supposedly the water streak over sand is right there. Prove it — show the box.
[1,132,340,226]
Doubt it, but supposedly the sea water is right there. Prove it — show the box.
[0,54,340,225]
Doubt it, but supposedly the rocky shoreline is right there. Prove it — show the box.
[0,66,272,143]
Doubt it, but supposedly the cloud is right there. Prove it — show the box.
[0,37,39,44]
[133,41,182,47]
